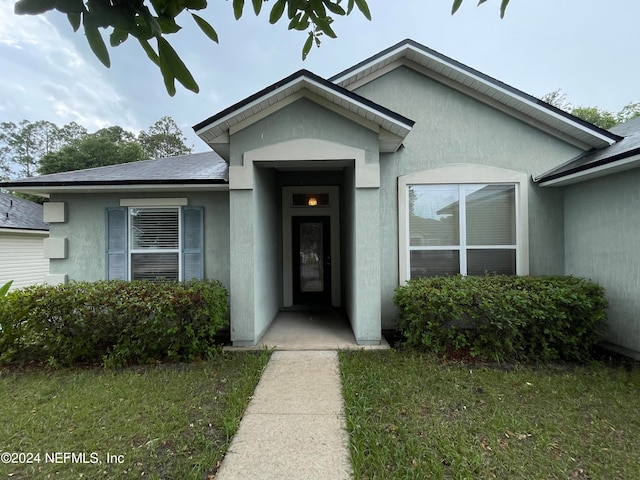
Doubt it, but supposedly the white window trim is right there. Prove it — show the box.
[398,164,529,283]
[127,206,182,281]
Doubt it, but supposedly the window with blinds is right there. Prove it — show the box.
[129,207,179,281]
[408,184,517,278]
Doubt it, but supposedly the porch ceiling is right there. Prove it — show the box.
[193,70,415,161]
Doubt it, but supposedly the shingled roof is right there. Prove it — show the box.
[0,152,228,195]
[535,116,640,186]
[0,193,48,231]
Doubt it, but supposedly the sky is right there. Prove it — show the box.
[1,0,639,159]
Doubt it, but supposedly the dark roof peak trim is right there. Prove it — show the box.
[330,38,622,145]
[192,68,415,134]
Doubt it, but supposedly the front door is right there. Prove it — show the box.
[292,216,331,305]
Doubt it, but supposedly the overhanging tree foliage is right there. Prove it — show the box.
[14,0,372,96]
[13,0,508,96]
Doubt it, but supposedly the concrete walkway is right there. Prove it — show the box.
[214,350,352,480]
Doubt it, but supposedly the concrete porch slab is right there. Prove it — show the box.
[224,310,390,351]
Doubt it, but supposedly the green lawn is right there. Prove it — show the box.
[0,351,270,479]
[340,350,640,480]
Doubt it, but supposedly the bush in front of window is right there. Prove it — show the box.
[0,280,228,368]
[393,275,607,362]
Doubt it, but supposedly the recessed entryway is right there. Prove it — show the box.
[282,186,341,308]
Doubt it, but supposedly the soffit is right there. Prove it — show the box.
[331,39,621,150]
[193,70,414,159]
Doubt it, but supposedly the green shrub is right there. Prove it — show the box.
[393,275,607,362]
[0,280,228,367]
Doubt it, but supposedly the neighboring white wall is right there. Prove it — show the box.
[0,230,49,290]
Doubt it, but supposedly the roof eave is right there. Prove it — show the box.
[193,70,414,154]
[536,150,640,187]
[331,39,621,150]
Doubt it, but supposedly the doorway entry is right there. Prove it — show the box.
[282,186,340,308]
[292,216,331,305]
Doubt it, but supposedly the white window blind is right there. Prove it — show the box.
[408,184,517,278]
[129,208,180,281]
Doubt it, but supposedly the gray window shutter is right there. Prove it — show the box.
[182,206,204,280]
[106,207,128,280]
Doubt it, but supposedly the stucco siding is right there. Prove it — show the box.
[0,231,49,290]
[47,192,230,287]
[230,98,379,167]
[354,66,580,325]
[564,169,640,358]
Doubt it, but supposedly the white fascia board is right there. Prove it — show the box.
[335,44,616,147]
[8,184,229,195]
[0,228,49,236]
[195,75,412,142]
[538,153,640,187]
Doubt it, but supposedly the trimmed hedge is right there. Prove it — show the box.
[394,275,607,362]
[0,280,228,368]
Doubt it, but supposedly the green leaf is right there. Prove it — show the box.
[353,0,370,19]
[302,32,313,60]
[185,0,207,9]
[310,0,326,18]
[347,0,354,14]
[314,17,336,38]
[269,0,286,23]
[288,12,309,31]
[110,28,128,47]
[323,1,346,16]
[157,15,182,34]
[67,12,81,32]
[191,13,218,43]
[0,280,12,298]
[252,0,262,15]
[233,0,244,19]
[14,0,56,15]
[84,25,111,67]
[55,0,84,14]
[157,37,199,95]
[500,0,509,18]
[452,0,463,15]
[138,38,160,67]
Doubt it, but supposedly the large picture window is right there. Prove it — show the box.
[408,184,517,278]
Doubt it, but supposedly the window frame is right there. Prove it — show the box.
[398,164,529,283]
[128,206,182,281]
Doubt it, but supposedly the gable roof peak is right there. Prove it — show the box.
[330,38,621,150]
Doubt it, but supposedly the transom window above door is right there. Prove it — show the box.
[408,184,517,278]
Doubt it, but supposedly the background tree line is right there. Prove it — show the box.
[541,90,640,129]
[0,116,192,181]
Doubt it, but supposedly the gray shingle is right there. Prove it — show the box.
[0,193,48,231]
[2,152,228,186]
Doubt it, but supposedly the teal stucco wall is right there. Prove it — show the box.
[353,66,581,327]
[47,191,230,288]
[564,169,640,359]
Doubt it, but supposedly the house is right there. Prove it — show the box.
[0,192,49,290]
[1,39,638,358]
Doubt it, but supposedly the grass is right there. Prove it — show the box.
[339,350,640,480]
[0,350,271,479]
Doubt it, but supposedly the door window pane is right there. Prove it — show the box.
[409,185,459,246]
[299,222,324,292]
